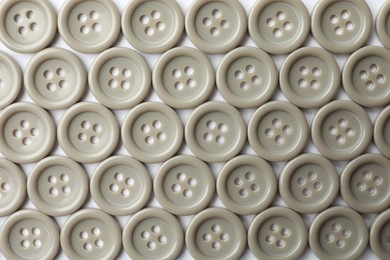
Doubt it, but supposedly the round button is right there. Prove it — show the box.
[248,101,308,162]
[153,47,215,109]
[0,51,21,109]
[24,48,87,109]
[0,158,25,216]
[27,156,89,216]
[217,155,277,215]
[377,1,390,50]
[58,102,119,164]
[186,208,246,260]
[248,0,310,54]
[89,47,151,109]
[370,208,390,259]
[58,0,120,53]
[311,100,372,161]
[123,208,183,260]
[280,47,340,108]
[0,210,59,260]
[0,0,56,53]
[185,0,247,53]
[311,0,372,54]
[90,155,151,216]
[374,105,390,158]
[248,207,308,260]
[279,154,339,214]
[0,102,55,164]
[154,155,215,216]
[122,102,183,163]
[216,46,278,108]
[340,154,390,213]
[342,46,390,107]
[309,206,368,259]
[122,0,184,53]
[61,209,121,259]
[185,101,246,163]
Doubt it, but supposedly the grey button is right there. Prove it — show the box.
[376,1,390,50]
[374,105,390,159]
[370,208,390,259]
[0,51,21,109]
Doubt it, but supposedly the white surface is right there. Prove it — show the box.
[0,0,387,259]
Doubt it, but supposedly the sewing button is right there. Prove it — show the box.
[370,208,390,259]
[374,105,390,159]
[0,51,21,109]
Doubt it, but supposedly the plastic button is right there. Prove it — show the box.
[0,209,59,260]
[311,0,372,54]
[248,207,308,260]
[0,158,25,217]
[279,154,339,214]
[122,0,184,54]
[58,0,120,53]
[311,100,372,161]
[89,47,151,109]
[0,51,21,109]
[153,47,215,109]
[340,154,390,213]
[376,1,390,50]
[248,0,310,54]
[186,208,246,260]
[248,101,308,162]
[122,208,183,260]
[185,101,246,163]
[374,105,390,158]
[280,47,340,108]
[154,155,214,216]
[27,156,89,216]
[216,155,277,215]
[0,102,56,164]
[90,155,151,216]
[24,48,87,110]
[370,208,390,259]
[122,102,183,163]
[185,0,247,53]
[0,0,56,53]
[342,46,390,107]
[57,102,119,164]
[60,209,121,259]
[216,46,278,108]
[309,206,368,259]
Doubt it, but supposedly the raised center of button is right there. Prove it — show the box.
[171,172,197,198]
[140,225,167,251]
[203,120,228,146]
[141,120,166,145]
[47,173,70,197]
[172,66,196,91]
[359,63,386,91]
[19,226,42,250]
[140,10,166,37]
[44,67,68,92]
[297,171,322,197]
[12,119,39,147]
[13,10,38,36]
[264,118,292,146]
[109,172,134,198]
[202,8,229,37]
[265,223,290,249]
[266,10,292,39]
[77,11,101,35]
[79,227,103,251]
[330,9,355,36]
[298,66,321,89]
[78,120,102,145]
[108,66,132,90]
[233,171,259,197]
[201,224,229,251]
[356,170,382,197]
[234,64,261,90]
[328,118,355,146]
[324,223,351,248]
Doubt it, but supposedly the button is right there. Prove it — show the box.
[122,102,183,163]
[186,208,246,260]
[279,154,339,214]
[0,158,25,216]
[60,209,121,259]
[122,0,184,54]
[185,0,247,53]
[185,101,246,163]
[58,0,120,53]
[153,47,215,109]
[123,208,183,260]
[27,156,89,216]
[311,100,372,161]
[374,105,390,159]
[342,46,390,107]
[248,0,310,54]
[370,208,390,259]
[0,51,21,109]
[57,102,120,164]
[89,47,151,110]
[216,155,277,215]
[248,207,308,259]
[24,48,87,110]
[311,0,372,54]
[309,206,368,259]
[248,101,308,162]
[376,1,390,50]
[340,154,390,213]
[154,155,215,216]
[216,46,278,108]
[90,155,151,216]
[0,209,59,260]
[280,47,340,108]
[0,102,56,164]
[0,0,56,53]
